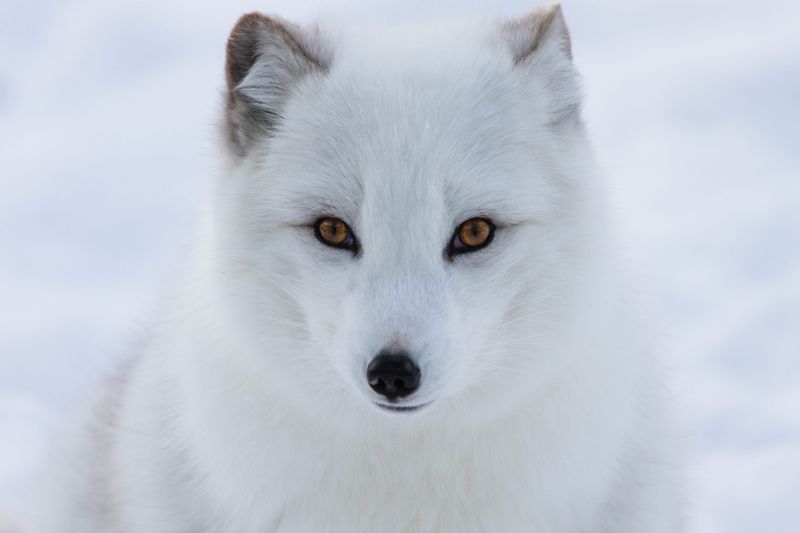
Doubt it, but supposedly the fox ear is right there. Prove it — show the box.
[503,4,580,123]
[225,13,330,155]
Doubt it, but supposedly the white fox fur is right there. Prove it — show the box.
[36,5,681,532]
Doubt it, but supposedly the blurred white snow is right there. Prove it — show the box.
[1,1,798,531]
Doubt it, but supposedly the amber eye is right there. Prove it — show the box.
[314,217,358,252]
[448,217,495,258]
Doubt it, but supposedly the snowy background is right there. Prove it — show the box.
[1,0,798,531]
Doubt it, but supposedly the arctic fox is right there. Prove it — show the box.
[40,4,680,532]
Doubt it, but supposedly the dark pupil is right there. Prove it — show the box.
[329,221,342,239]
[468,222,480,237]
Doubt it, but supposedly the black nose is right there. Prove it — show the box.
[367,351,421,401]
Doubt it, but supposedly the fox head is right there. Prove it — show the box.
[204,5,603,429]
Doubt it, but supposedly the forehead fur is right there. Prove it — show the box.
[264,65,555,229]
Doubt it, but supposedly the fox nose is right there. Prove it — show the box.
[367,351,421,401]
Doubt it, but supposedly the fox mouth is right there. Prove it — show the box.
[374,401,432,413]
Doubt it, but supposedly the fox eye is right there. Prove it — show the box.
[448,217,495,258]
[314,217,358,252]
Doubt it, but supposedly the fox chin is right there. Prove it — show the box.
[36,4,681,532]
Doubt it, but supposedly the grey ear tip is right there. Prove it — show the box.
[545,3,566,20]
[226,13,265,90]
[543,3,569,34]
[227,12,272,47]
[234,11,268,27]
[506,3,573,64]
